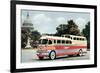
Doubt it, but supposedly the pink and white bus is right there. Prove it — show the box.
[37,35,87,60]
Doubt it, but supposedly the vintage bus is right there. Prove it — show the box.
[37,35,87,60]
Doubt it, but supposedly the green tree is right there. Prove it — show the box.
[21,28,33,48]
[21,29,28,48]
[31,30,41,41]
[55,24,68,36]
[82,22,90,49]
[30,30,41,48]
[55,20,81,36]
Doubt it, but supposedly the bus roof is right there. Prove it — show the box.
[40,35,86,40]
[40,35,71,40]
[62,34,86,39]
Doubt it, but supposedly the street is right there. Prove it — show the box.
[21,49,90,63]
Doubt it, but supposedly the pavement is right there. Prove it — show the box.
[21,49,90,63]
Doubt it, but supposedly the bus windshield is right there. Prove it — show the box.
[39,39,48,44]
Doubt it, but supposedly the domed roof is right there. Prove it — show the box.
[22,12,33,28]
[23,19,33,26]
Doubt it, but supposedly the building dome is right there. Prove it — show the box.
[22,12,34,30]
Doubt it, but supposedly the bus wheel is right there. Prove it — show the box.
[49,51,56,60]
[78,49,83,56]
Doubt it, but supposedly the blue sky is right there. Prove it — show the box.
[21,10,90,34]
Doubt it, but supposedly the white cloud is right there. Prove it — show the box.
[75,18,86,31]
[32,14,54,33]
[32,14,51,25]
[56,17,67,24]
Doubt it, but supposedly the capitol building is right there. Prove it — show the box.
[21,12,34,48]
[21,12,34,32]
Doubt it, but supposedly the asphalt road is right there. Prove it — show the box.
[21,49,90,63]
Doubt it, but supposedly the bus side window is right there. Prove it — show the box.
[69,41,72,44]
[57,40,61,44]
[82,38,85,41]
[80,38,82,40]
[71,37,72,39]
[73,37,76,40]
[66,40,68,44]
[62,40,65,44]
[54,40,56,44]
[77,38,79,40]
[65,36,70,38]
[48,40,52,44]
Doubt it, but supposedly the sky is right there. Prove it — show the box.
[21,10,90,34]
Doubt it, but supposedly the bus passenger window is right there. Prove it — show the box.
[71,37,72,39]
[68,36,70,38]
[82,38,84,41]
[77,38,79,40]
[73,37,76,40]
[48,40,52,44]
[65,36,70,38]
[57,40,61,44]
[62,40,65,44]
[66,40,68,44]
[69,41,72,44]
[80,38,82,40]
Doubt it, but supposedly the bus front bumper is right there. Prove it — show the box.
[37,53,49,57]
[37,50,49,58]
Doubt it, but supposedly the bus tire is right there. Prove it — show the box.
[49,51,56,60]
[78,49,83,56]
